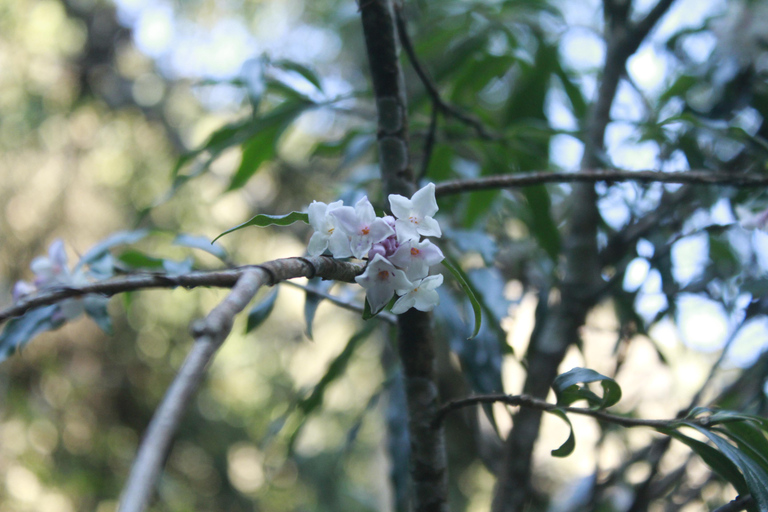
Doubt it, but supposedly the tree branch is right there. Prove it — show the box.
[435,393,676,430]
[1,257,363,326]
[394,5,499,141]
[115,256,362,512]
[361,3,448,511]
[433,169,768,197]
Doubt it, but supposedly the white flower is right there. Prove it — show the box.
[307,200,352,258]
[737,206,768,231]
[389,183,442,243]
[331,197,395,259]
[391,274,444,314]
[389,239,444,281]
[15,239,100,321]
[355,254,413,314]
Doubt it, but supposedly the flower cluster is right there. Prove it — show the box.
[307,183,444,314]
[13,239,107,323]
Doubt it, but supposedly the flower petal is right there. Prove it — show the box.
[411,183,439,217]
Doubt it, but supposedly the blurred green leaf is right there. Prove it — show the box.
[684,422,768,512]
[304,278,335,340]
[76,230,149,270]
[553,367,622,409]
[288,323,376,449]
[273,59,323,91]
[522,186,560,261]
[84,297,112,335]
[547,408,576,457]
[441,255,482,338]
[0,305,62,362]
[664,429,752,504]
[246,288,278,333]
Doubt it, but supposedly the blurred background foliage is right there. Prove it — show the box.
[1,0,768,511]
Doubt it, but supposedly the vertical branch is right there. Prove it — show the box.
[492,1,677,510]
[359,2,449,511]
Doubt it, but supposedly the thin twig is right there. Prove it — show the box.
[282,280,397,325]
[418,102,439,181]
[394,5,499,141]
[433,170,768,196]
[116,256,364,512]
[1,257,364,325]
[118,269,265,512]
[434,393,676,430]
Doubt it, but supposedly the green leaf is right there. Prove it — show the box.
[83,297,112,335]
[553,367,622,409]
[546,408,576,457]
[441,255,482,338]
[273,59,323,91]
[227,122,283,191]
[246,288,279,333]
[212,211,309,242]
[522,186,560,261]
[288,323,376,449]
[716,420,768,475]
[303,278,334,340]
[663,429,751,500]
[683,422,768,511]
[76,230,149,270]
[0,305,62,362]
[117,250,166,270]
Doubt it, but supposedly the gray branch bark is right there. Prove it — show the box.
[360,2,449,511]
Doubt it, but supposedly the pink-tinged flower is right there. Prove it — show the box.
[389,183,441,243]
[14,239,99,321]
[331,197,395,259]
[389,239,444,281]
[307,200,352,258]
[391,274,443,314]
[355,254,413,314]
[30,239,72,288]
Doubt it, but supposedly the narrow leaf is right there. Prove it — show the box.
[83,297,112,335]
[663,429,751,499]
[546,408,576,457]
[0,305,62,362]
[553,367,622,409]
[288,323,376,449]
[76,230,149,270]
[273,59,323,91]
[303,278,334,340]
[441,256,482,338]
[684,422,768,511]
[213,211,309,242]
[246,288,279,333]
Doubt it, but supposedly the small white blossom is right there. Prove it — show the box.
[391,274,444,314]
[14,239,99,322]
[331,197,395,259]
[737,206,768,231]
[389,183,442,243]
[355,254,413,314]
[389,239,444,281]
[307,200,352,257]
